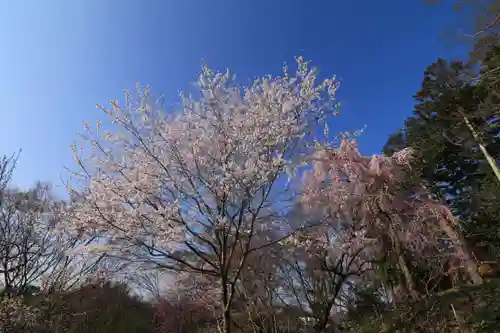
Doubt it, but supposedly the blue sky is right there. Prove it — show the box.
[0,0,467,194]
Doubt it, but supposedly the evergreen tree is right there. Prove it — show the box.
[384,45,500,258]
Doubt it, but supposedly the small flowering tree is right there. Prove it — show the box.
[63,58,339,333]
[0,152,106,299]
[0,295,39,331]
[278,225,373,333]
[301,137,483,301]
[155,272,220,333]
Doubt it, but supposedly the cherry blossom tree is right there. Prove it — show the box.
[300,137,483,302]
[62,58,340,333]
[278,228,372,333]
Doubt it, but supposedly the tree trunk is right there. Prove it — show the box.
[387,222,419,300]
[221,277,232,333]
[223,307,232,333]
[459,109,500,185]
[438,217,483,285]
[377,207,419,300]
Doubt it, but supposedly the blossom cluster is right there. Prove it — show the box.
[0,296,39,330]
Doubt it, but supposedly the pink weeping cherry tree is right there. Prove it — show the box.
[61,57,340,333]
[300,137,483,301]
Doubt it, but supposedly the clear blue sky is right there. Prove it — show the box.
[0,0,467,193]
